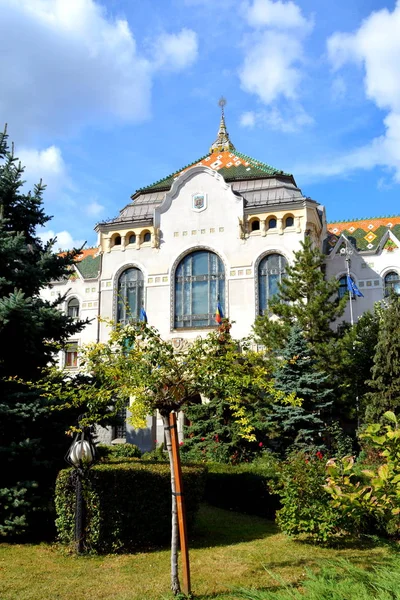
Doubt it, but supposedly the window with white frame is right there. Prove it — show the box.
[384,271,400,296]
[67,297,79,319]
[65,341,78,369]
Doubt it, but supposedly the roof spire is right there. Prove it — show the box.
[210,96,235,153]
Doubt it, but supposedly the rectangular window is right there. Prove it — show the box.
[65,342,78,369]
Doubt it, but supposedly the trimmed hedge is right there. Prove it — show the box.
[55,461,207,553]
[204,462,280,519]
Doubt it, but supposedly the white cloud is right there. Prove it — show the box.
[240,105,313,132]
[17,145,73,200]
[38,229,85,251]
[86,200,105,217]
[245,0,311,31]
[239,31,304,104]
[240,111,256,127]
[326,1,400,180]
[152,29,198,72]
[0,0,197,142]
[238,0,313,132]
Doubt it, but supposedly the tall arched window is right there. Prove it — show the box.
[175,250,225,328]
[117,267,144,325]
[258,253,287,315]
[384,271,400,296]
[338,275,348,299]
[67,297,79,319]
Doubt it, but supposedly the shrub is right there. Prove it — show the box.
[204,454,280,519]
[272,450,340,544]
[55,461,206,553]
[324,411,400,538]
[96,443,142,460]
[141,443,168,462]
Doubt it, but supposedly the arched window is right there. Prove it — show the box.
[384,271,400,296]
[128,233,136,244]
[113,235,121,246]
[117,268,144,325]
[251,219,260,232]
[285,216,294,228]
[338,275,348,299]
[67,297,79,319]
[143,231,151,243]
[268,218,277,229]
[175,250,225,328]
[258,253,287,314]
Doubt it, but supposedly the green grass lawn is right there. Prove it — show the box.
[0,505,395,600]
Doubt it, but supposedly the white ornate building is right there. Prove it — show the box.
[42,111,400,449]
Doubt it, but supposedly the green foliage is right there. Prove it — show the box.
[141,443,169,462]
[203,456,280,518]
[325,412,400,537]
[269,326,333,454]
[253,237,347,357]
[335,307,381,423]
[236,558,400,599]
[55,461,207,553]
[364,295,400,422]
[272,451,340,544]
[97,443,142,460]
[182,323,298,462]
[0,128,87,538]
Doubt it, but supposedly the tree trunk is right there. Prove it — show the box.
[162,412,181,595]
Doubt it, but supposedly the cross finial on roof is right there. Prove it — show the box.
[210,97,235,154]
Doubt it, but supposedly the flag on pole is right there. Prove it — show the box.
[139,306,148,323]
[215,301,223,324]
[347,276,364,298]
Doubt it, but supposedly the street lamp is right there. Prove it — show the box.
[340,245,354,326]
[65,420,97,553]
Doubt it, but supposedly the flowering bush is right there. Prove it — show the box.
[271,450,340,544]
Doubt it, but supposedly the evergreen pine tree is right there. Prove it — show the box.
[253,236,347,359]
[0,128,87,538]
[269,325,333,454]
[364,295,400,422]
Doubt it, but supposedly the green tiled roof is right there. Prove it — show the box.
[327,224,400,252]
[76,254,101,279]
[134,149,292,195]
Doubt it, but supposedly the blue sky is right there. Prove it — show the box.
[2,0,400,249]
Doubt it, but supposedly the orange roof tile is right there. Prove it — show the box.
[328,216,400,235]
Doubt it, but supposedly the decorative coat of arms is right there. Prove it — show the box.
[192,193,207,212]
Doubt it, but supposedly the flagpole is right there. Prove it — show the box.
[340,245,354,326]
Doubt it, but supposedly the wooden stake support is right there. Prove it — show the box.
[169,411,191,597]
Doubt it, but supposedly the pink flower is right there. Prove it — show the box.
[179,441,183,446]
[259,442,263,447]
[201,437,205,441]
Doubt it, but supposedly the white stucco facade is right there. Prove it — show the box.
[42,127,400,449]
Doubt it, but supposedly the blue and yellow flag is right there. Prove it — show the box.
[139,306,148,323]
[215,301,223,324]
[346,276,364,298]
